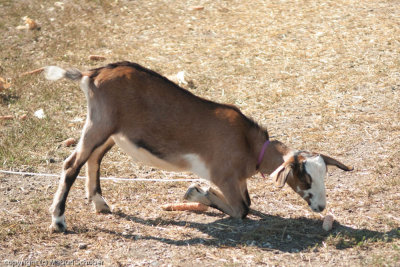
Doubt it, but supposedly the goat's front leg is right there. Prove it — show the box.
[184,180,250,219]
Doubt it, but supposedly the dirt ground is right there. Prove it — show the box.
[1,0,399,266]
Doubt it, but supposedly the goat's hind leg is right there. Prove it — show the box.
[86,137,115,213]
[49,124,113,233]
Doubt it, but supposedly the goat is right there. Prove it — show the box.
[44,61,353,232]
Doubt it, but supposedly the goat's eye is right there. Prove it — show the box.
[305,174,312,185]
[303,175,312,189]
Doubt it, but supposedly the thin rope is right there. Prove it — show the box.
[0,169,201,182]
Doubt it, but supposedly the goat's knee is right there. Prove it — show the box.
[62,153,77,173]
[183,184,212,206]
[184,184,249,219]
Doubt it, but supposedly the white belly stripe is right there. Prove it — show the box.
[183,154,211,180]
[112,134,211,180]
[112,134,184,171]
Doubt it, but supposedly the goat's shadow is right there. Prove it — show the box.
[92,209,400,253]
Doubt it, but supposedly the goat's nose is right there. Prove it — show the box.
[312,204,325,212]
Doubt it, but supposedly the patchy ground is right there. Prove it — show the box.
[0,0,399,266]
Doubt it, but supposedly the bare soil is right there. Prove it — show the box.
[1,0,399,266]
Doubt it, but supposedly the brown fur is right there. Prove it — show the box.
[47,62,352,232]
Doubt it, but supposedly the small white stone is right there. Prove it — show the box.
[176,71,188,85]
[322,214,334,231]
[34,109,46,119]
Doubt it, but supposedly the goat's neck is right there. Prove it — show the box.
[257,140,292,175]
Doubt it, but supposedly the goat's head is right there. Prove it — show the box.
[270,152,353,212]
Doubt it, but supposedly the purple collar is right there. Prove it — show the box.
[257,140,270,178]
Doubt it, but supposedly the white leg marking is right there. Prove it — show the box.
[54,214,66,225]
[49,214,66,232]
[184,184,211,203]
[92,193,110,213]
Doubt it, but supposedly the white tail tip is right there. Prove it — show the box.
[44,66,66,81]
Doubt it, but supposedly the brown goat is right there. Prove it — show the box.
[44,61,353,232]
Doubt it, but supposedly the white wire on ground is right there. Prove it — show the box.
[0,170,202,182]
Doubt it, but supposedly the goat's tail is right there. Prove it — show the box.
[44,66,82,81]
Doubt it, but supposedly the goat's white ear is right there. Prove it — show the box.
[270,164,292,188]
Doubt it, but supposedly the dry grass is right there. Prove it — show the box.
[1,0,399,266]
